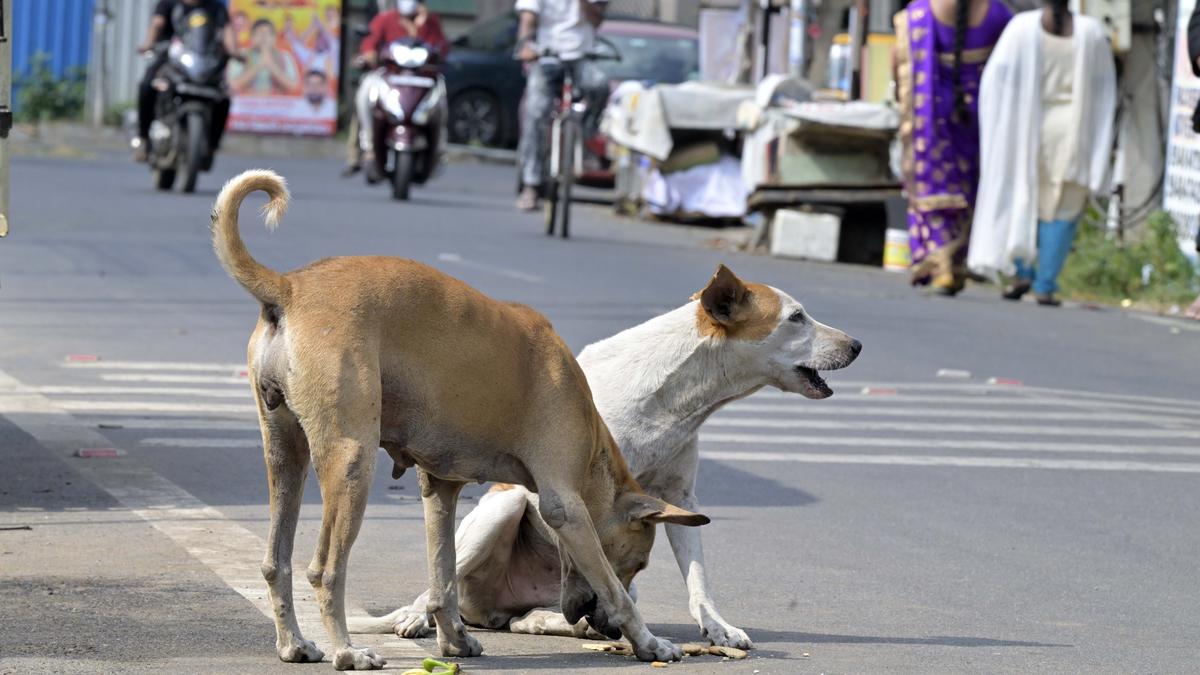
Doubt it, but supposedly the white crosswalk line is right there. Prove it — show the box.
[723,402,1198,426]
[3,385,250,398]
[746,391,1196,417]
[705,417,1200,440]
[92,418,261,431]
[698,432,1200,456]
[142,437,259,448]
[699,450,1200,474]
[101,373,248,384]
[58,401,254,414]
[61,360,245,372]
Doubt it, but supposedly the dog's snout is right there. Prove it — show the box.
[849,339,862,356]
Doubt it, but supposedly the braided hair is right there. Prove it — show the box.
[951,0,971,124]
[1047,0,1069,37]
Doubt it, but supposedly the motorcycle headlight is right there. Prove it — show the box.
[387,43,430,68]
[411,79,445,125]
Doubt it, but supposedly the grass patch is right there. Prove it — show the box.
[1060,211,1199,308]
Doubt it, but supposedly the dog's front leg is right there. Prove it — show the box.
[662,444,753,649]
[541,490,682,662]
[418,469,483,657]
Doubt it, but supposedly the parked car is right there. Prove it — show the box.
[443,14,699,148]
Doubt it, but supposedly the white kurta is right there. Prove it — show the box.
[968,11,1117,277]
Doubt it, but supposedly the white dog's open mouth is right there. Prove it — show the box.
[795,365,833,399]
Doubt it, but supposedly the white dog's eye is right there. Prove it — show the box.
[788,310,805,323]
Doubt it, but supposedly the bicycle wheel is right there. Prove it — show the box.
[558,118,575,240]
[543,119,561,236]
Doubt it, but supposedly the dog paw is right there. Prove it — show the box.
[277,636,324,663]
[704,622,754,650]
[332,646,386,670]
[438,630,484,658]
[394,607,436,639]
[633,637,682,662]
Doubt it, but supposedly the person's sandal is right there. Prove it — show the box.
[1035,293,1061,307]
[1001,281,1031,301]
[515,186,538,211]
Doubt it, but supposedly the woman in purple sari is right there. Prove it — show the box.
[894,0,1011,294]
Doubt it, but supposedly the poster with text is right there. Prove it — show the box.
[227,0,342,136]
[1164,0,1200,255]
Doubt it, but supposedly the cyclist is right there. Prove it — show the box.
[514,0,609,211]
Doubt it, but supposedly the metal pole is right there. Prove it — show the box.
[0,0,12,237]
[89,0,110,128]
[789,0,808,78]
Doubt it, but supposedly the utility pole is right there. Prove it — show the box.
[0,0,12,237]
[89,0,111,128]
[789,0,808,78]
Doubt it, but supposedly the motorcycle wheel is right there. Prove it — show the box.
[543,176,558,236]
[181,113,207,194]
[154,168,177,191]
[391,151,414,201]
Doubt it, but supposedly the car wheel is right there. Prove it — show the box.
[449,90,502,147]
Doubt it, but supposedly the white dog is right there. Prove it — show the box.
[350,265,861,648]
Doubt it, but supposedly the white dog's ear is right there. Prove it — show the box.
[696,264,748,326]
[624,494,710,527]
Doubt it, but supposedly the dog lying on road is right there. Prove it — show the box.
[351,265,862,648]
[212,169,709,669]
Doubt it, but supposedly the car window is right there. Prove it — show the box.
[463,13,518,52]
[594,35,698,85]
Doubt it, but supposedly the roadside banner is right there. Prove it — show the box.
[1164,0,1200,254]
[227,0,342,136]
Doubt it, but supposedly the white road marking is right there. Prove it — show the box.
[101,373,248,384]
[699,450,1200,473]
[1019,385,1200,409]
[42,400,252,415]
[437,252,545,283]
[142,437,260,448]
[0,367,427,661]
[91,418,261,431]
[61,360,245,372]
[698,432,1200,457]
[748,391,1196,416]
[2,385,250,398]
[705,417,1200,440]
[723,402,1197,426]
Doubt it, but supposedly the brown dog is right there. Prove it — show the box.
[211,170,708,670]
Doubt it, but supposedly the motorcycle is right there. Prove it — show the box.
[146,13,229,193]
[365,38,446,200]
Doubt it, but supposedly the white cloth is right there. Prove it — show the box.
[514,0,602,61]
[968,11,1116,276]
[643,156,747,218]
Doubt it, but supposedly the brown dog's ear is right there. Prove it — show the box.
[625,494,710,527]
[696,264,749,326]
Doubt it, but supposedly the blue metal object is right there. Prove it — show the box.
[11,0,95,84]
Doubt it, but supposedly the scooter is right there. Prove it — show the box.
[145,16,229,194]
[365,38,446,200]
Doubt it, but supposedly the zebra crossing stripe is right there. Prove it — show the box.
[704,417,1200,440]
[56,401,254,414]
[699,451,1200,474]
[101,374,247,384]
[5,386,250,398]
[698,433,1200,457]
[722,402,1197,426]
[61,360,245,372]
[91,418,261,431]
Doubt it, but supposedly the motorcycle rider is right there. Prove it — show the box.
[351,0,449,180]
[133,0,237,163]
[514,0,609,211]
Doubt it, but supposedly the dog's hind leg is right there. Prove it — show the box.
[295,368,386,671]
[256,396,324,664]
[419,469,484,657]
[509,609,599,638]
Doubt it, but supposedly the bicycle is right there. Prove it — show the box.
[532,42,620,239]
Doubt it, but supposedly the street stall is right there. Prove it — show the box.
[740,94,901,266]
[601,80,757,221]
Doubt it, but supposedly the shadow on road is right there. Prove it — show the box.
[696,459,818,508]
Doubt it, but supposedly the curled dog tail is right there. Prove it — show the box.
[211,169,291,307]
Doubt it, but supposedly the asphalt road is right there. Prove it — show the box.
[1,152,1198,674]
